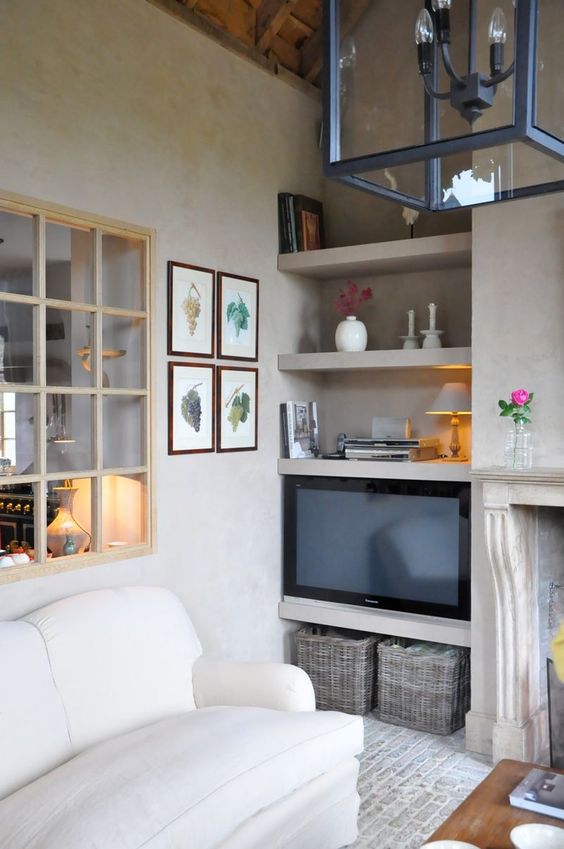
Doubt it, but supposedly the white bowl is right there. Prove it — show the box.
[421,842,480,849]
[0,555,14,567]
[511,823,564,849]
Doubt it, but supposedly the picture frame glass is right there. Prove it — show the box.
[218,367,257,451]
[219,274,258,360]
[169,263,214,357]
[170,363,214,453]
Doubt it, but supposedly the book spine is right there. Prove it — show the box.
[286,402,296,458]
[277,193,289,253]
[309,401,319,455]
[283,195,293,254]
[288,195,297,253]
[294,197,304,252]
[509,796,564,821]
[280,404,290,458]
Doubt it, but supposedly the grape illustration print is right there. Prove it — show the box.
[217,366,258,453]
[168,362,215,455]
[217,272,259,362]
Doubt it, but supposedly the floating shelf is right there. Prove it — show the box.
[278,346,472,372]
[279,600,471,647]
[277,232,471,280]
[278,458,471,482]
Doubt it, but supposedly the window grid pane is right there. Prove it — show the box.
[0,202,151,577]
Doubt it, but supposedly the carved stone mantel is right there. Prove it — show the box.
[474,467,564,763]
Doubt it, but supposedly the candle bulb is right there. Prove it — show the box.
[407,309,415,337]
[428,302,437,332]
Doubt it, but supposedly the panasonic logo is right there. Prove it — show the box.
[364,599,380,605]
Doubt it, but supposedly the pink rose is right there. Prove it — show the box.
[511,389,529,406]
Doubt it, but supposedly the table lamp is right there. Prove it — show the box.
[426,382,472,460]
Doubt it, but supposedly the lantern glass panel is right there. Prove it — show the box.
[335,0,516,164]
[535,0,564,143]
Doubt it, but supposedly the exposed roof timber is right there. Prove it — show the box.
[146,0,320,100]
[256,0,300,52]
[300,0,372,83]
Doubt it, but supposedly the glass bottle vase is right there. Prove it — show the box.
[504,422,533,470]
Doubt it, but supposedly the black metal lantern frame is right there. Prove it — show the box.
[323,0,564,211]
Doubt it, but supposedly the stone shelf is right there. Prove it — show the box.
[277,232,471,279]
[278,346,472,372]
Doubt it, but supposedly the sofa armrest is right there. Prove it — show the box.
[192,657,316,711]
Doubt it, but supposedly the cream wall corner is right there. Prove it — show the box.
[0,0,323,661]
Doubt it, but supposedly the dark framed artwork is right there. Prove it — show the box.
[168,261,215,358]
[217,365,258,453]
[168,361,215,455]
[217,272,259,361]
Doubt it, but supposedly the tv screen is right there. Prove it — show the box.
[284,477,470,621]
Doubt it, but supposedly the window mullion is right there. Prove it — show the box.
[93,229,103,551]
[35,213,47,561]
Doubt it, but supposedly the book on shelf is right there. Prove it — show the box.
[277,193,324,254]
[509,767,564,820]
[281,401,319,459]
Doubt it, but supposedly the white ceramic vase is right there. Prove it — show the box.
[335,315,367,352]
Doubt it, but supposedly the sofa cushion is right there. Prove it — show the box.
[0,622,72,801]
[0,706,363,849]
[22,587,202,752]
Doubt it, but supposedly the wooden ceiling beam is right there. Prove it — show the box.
[300,0,371,83]
[146,0,321,100]
[256,0,300,52]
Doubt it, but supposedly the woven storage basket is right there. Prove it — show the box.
[377,638,470,734]
[295,626,381,715]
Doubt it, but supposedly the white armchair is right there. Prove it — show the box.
[0,587,363,849]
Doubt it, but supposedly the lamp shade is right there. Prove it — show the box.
[426,382,472,415]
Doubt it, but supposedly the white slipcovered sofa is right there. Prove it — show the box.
[0,586,363,849]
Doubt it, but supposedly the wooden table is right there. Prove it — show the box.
[427,758,564,848]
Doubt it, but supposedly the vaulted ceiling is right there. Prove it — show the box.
[149,0,324,89]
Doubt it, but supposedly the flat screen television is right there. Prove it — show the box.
[283,476,470,621]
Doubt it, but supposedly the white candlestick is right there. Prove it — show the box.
[428,302,437,332]
[407,309,415,337]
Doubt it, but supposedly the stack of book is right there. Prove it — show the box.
[281,401,320,459]
[278,193,324,253]
[343,437,439,462]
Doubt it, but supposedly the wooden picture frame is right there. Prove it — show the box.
[217,366,258,453]
[168,261,215,358]
[168,362,215,455]
[217,272,259,361]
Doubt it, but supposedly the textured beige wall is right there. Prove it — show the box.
[470,191,564,727]
[0,0,323,660]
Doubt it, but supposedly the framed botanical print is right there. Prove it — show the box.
[168,261,215,358]
[217,272,259,361]
[217,366,258,453]
[168,362,215,455]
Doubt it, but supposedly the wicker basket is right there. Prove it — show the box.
[377,638,470,735]
[295,626,381,715]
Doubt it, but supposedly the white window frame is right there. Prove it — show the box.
[0,191,154,585]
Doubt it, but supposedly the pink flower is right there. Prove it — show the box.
[511,389,530,406]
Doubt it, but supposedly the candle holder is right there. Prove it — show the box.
[400,309,420,349]
[421,302,443,348]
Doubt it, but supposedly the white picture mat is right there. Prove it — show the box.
[220,275,257,359]
[219,369,257,450]
[171,266,213,355]
[172,365,214,451]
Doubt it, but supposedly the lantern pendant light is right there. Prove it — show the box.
[323,0,564,211]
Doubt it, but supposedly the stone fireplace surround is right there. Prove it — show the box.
[472,468,564,764]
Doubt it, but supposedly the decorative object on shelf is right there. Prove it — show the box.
[217,272,259,362]
[399,308,419,349]
[281,401,319,459]
[334,280,372,352]
[426,382,472,460]
[324,0,564,211]
[217,366,258,453]
[499,388,534,470]
[167,261,215,358]
[46,480,90,558]
[421,302,443,349]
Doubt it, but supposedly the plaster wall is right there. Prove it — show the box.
[469,191,564,744]
[0,0,323,660]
